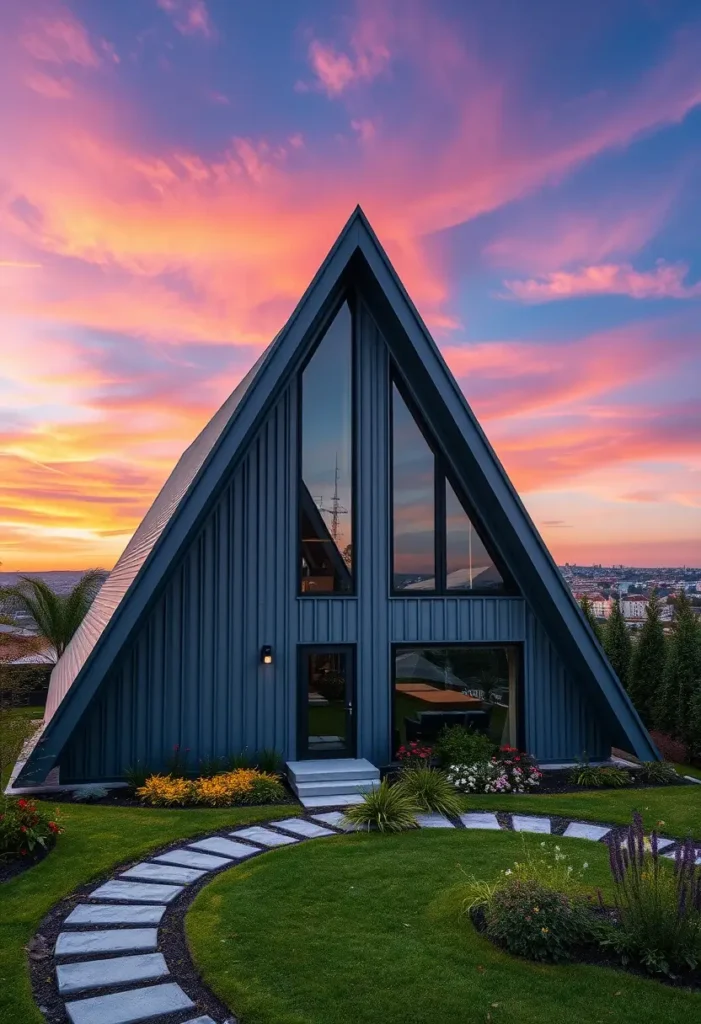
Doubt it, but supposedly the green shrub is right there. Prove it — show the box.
[568,759,631,788]
[636,760,678,785]
[342,780,418,833]
[254,748,283,775]
[198,757,225,778]
[224,749,253,771]
[434,725,496,767]
[483,878,594,963]
[396,766,462,817]
[604,813,701,975]
[0,797,63,859]
[241,773,287,805]
[124,761,151,790]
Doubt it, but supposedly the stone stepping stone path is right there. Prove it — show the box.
[36,811,690,1024]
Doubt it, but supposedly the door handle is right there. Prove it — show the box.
[347,702,354,714]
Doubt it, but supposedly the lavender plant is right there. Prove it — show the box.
[605,811,701,975]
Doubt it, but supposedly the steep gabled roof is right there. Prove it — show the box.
[17,207,657,784]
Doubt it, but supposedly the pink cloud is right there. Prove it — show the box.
[502,261,701,302]
[303,17,390,96]
[21,12,101,67]
[157,0,215,40]
[351,117,377,143]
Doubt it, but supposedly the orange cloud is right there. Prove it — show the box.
[502,261,701,302]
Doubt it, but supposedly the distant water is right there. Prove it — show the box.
[0,570,107,596]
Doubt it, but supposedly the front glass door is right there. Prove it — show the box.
[300,647,355,758]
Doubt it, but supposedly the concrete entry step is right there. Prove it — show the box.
[294,778,379,797]
[286,758,380,785]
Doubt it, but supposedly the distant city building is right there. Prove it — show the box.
[621,596,647,619]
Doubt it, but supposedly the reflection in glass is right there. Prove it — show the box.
[304,650,351,755]
[300,303,353,593]
[392,385,435,590]
[446,481,504,591]
[393,646,518,754]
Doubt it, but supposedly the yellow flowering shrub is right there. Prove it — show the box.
[136,774,192,806]
[137,769,286,807]
[192,770,260,806]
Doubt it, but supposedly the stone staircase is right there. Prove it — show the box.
[286,758,380,808]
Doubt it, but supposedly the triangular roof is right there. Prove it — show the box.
[17,207,657,784]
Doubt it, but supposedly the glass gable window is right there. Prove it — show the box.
[392,385,436,591]
[299,302,353,594]
[391,376,508,594]
[393,645,519,755]
[446,481,504,591]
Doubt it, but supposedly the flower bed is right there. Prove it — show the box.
[0,797,63,881]
[136,769,287,807]
[463,813,701,986]
[447,748,543,794]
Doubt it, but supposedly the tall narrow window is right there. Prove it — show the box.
[446,481,504,591]
[392,385,435,590]
[299,302,353,593]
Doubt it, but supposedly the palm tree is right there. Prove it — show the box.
[0,570,105,662]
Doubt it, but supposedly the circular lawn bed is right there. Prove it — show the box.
[186,829,701,1024]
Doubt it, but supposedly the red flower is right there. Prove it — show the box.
[18,798,27,809]
[48,821,60,833]
[20,825,27,833]
[20,849,27,856]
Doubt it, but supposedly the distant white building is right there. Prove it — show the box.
[659,603,674,622]
[621,596,647,619]
[591,595,615,619]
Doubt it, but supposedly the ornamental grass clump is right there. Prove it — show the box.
[605,812,701,975]
[635,760,678,785]
[396,765,462,817]
[342,779,419,833]
[568,759,631,788]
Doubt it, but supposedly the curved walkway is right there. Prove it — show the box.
[38,810,697,1024]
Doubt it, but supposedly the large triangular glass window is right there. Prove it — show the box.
[299,302,353,594]
[392,378,508,594]
[445,481,504,591]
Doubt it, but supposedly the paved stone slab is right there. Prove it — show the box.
[152,849,231,870]
[120,862,206,885]
[512,815,551,834]
[90,880,183,904]
[57,952,168,995]
[64,904,166,926]
[415,812,455,828]
[273,817,336,838]
[230,826,299,847]
[563,822,611,841]
[311,811,359,831]
[182,1018,217,1024]
[65,982,194,1024]
[188,837,259,859]
[459,812,501,830]
[623,836,674,853]
[56,928,158,956]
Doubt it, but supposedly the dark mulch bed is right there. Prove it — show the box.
[32,781,298,809]
[470,906,701,991]
[534,769,691,795]
[0,838,54,884]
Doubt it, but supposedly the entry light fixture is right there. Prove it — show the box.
[260,645,273,665]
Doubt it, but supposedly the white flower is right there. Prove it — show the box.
[583,862,589,869]
[505,869,512,875]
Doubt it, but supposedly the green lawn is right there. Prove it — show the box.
[187,828,701,1024]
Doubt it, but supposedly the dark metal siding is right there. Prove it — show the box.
[62,302,609,781]
[62,387,298,780]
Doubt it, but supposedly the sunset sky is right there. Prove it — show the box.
[1,0,700,572]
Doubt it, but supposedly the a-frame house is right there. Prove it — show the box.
[15,208,658,795]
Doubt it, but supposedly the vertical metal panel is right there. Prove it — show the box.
[297,599,358,643]
[524,608,605,761]
[389,598,526,642]
[62,386,298,780]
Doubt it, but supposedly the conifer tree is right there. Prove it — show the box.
[687,684,701,760]
[653,593,701,741]
[579,596,602,643]
[627,590,667,725]
[603,598,632,686]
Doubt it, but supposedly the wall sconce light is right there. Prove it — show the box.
[260,645,273,665]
